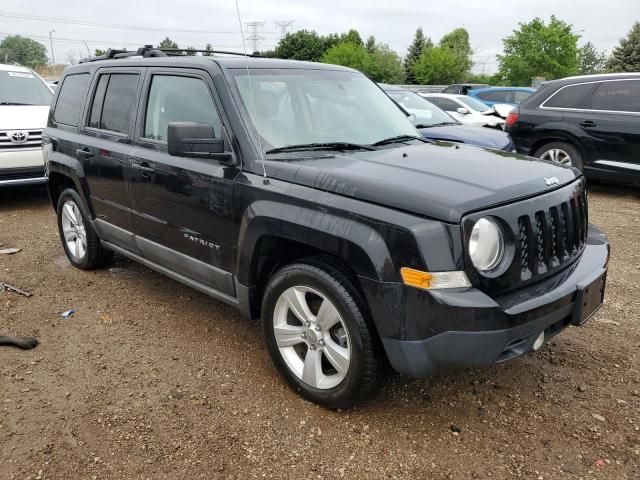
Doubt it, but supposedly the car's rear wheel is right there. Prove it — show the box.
[261,260,383,409]
[56,188,113,269]
[534,142,584,170]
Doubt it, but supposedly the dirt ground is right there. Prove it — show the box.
[0,184,638,480]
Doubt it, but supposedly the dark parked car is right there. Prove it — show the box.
[507,73,640,185]
[380,84,514,150]
[44,47,609,408]
[442,83,490,95]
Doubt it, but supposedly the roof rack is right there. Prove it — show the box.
[79,45,259,63]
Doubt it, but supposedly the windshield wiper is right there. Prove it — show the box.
[416,122,459,128]
[371,134,427,146]
[0,102,33,106]
[266,142,377,154]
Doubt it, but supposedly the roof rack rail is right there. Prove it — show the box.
[79,45,259,63]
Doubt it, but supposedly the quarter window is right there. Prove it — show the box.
[88,73,138,134]
[143,75,221,142]
[591,80,640,113]
[544,83,597,109]
[54,73,90,127]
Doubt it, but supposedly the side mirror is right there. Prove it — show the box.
[167,122,234,164]
[456,107,470,115]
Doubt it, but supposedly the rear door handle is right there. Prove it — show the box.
[76,148,94,159]
[132,161,155,175]
[580,120,597,128]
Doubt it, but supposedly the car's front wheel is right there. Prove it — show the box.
[261,260,383,409]
[56,188,113,269]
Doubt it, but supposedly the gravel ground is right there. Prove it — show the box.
[0,184,639,480]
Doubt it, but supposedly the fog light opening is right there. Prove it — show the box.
[532,331,545,351]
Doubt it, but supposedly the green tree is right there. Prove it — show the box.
[579,42,607,74]
[275,30,329,61]
[412,46,459,84]
[341,29,364,48]
[439,28,473,80]
[321,42,370,73]
[607,22,640,72]
[365,35,377,54]
[497,16,580,85]
[159,37,179,49]
[404,28,433,84]
[0,35,48,68]
[94,48,107,57]
[368,44,405,83]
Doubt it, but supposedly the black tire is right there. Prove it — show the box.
[56,188,113,270]
[534,141,584,171]
[261,259,384,409]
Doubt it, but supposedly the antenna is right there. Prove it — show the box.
[235,0,268,181]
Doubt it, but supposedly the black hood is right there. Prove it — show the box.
[419,124,512,150]
[264,142,580,223]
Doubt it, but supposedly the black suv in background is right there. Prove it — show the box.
[43,48,609,408]
[507,73,640,185]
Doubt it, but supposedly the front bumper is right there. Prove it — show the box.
[361,225,609,377]
[0,147,46,187]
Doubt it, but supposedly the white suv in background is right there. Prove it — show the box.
[0,63,53,187]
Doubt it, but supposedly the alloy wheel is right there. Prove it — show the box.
[540,148,572,166]
[61,200,87,260]
[272,286,351,390]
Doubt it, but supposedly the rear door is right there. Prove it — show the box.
[81,68,144,249]
[128,68,238,296]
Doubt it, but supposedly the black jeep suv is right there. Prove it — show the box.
[43,48,610,408]
[507,73,640,186]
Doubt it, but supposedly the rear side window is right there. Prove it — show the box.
[89,73,138,135]
[544,83,597,109]
[143,75,222,142]
[430,97,460,111]
[514,90,532,103]
[54,73,90,127]
[442,86,458,94]
[591,80,640,113]
[477,90,509,102]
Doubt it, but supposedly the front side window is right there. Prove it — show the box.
[591,80,640,113]
[387,91,457,126]
[89,73,138,135]
[544,83,597,109]
[458,96,491,112]
[144,75,221,142]
[429,97,460,112]
[0,70,53,107]
[53,73,89,126]
[229,68,418,151]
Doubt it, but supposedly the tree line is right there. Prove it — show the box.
[1,19,639,86]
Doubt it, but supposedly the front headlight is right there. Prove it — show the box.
[469,217,504,272]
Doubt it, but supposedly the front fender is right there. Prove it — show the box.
[235,199,394,285]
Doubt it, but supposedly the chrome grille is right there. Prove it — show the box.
[0,130,43,150]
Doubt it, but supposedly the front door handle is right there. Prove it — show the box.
[580,120,597,128]
[132,162,155,175]
[76,148,94,159]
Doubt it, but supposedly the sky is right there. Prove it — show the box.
[1,0,638,72]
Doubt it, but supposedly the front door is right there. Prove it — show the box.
[128,69,239,296]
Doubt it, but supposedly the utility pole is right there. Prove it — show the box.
[274,20,294,40]
[49,30,55,66]
[245,21,265,53]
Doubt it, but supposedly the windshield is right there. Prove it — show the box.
[457,95,491,113]
[230,68,419,152]
[386,90,458,126]
[0,70,53,105]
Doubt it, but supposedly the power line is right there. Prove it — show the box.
[0,10,280,35]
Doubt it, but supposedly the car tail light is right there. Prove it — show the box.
[505,108,519,129]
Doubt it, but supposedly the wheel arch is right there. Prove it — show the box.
[47,155,93,216]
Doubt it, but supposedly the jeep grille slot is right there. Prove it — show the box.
[0,130,43,150]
